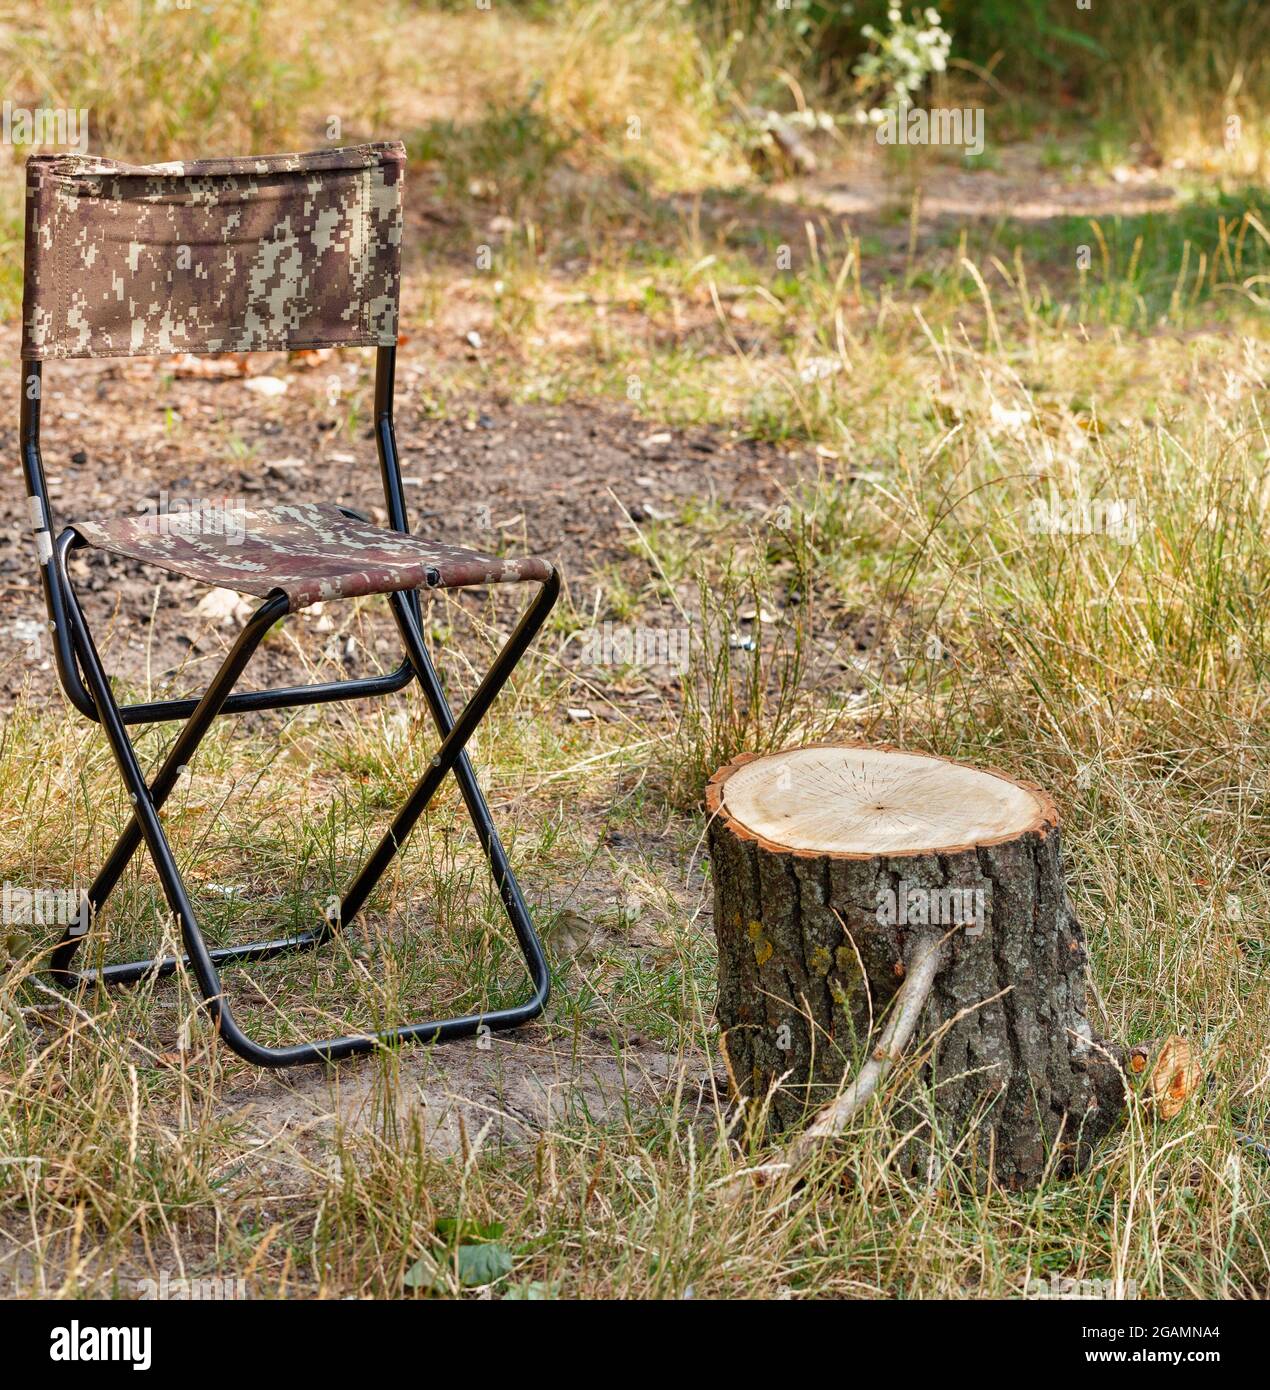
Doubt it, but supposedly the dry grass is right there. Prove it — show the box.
[1095,3,1270,178]
[0,0,1267,1302]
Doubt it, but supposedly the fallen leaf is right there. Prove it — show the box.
[544,910,598,962]
[456,1243,513,1287]
[503,1279,558,1300]
[403,1252,444,1293]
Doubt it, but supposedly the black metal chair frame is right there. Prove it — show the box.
[20,344,558,1067]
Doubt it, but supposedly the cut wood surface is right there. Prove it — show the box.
[714,744,1054,856]
[706,743,1126,1189]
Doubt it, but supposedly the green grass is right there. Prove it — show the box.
[1022,189,1270,328]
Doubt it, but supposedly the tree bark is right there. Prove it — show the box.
[706,744,1126,1190]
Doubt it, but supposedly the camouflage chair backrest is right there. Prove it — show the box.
[21,142,404,360]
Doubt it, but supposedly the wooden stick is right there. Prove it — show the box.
[719,933,943,1197]
[780,932,943,1177]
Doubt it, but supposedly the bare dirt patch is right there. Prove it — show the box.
[0,326,804,712]
[223,1024,713,1164]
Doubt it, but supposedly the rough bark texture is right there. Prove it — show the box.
[707,755,1126,1190]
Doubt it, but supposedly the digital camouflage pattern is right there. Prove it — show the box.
[71,501,552,611]
[22,143,403,359]
[30,142,554,607]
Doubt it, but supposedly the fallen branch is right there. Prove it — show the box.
[782,932,944,1174]
[716,932,944,1200]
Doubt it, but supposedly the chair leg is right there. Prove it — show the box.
[50,590,296,986]
[49,566,560,1068]
[377,588,549,988]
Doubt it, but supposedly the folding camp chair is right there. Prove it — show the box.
[18,142,558,1067]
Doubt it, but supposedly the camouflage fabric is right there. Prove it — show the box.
[22,143,403,359]
[70,501,552,611]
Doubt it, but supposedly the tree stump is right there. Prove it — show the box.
[706,744,1126,1189]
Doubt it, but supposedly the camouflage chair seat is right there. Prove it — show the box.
[19,143,559,1069]
[72,501,551,609]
